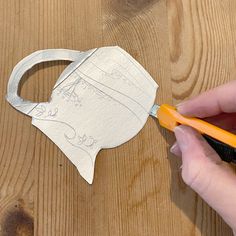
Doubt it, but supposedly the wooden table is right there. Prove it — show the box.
[0,0,235,235]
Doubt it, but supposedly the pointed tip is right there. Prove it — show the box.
[73,148,100,185]
[77,165,95,185]
[87,178,94,185]
[83,172,94,185]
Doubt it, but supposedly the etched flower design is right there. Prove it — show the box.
[58,79,82,107]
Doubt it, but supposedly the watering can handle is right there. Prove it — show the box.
[6,49,87,115]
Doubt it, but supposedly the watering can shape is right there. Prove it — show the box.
[6,47,158,184]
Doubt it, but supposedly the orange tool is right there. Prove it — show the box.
[150,104,236,163]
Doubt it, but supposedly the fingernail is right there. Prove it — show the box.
[174,126,189,150]
[176,102,186,114]
[176,101,187,107]
[170,143,178,155]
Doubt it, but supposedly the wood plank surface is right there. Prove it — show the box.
[0,0,235,235]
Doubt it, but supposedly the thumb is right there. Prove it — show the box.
[173,125,236,231]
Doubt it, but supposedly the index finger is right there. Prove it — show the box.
[177,80,236,118]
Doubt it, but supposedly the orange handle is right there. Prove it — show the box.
[158,104,236,148]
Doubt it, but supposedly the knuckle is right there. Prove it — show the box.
[181,165,202,188]
[181,158,206,190]
[181,145,220,191]
[181,156,213,195]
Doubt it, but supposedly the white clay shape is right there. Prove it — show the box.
[6,47,158,184]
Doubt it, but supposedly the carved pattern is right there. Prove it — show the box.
[57,79,82,107]
[65,133,97,149]
[35,105,58,118]
[33,116,97,152]
[57,76,113,105]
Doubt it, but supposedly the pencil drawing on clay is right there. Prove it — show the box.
[6,47,158,184]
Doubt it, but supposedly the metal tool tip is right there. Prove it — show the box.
[149,104,159,118]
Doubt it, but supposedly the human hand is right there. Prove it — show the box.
[170,80,236,233]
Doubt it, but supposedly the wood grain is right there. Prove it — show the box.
[0,0,235,235]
